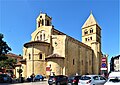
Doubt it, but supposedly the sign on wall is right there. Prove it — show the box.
[46,66,50,71]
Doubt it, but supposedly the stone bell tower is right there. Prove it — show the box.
[36,12,52,28]
[82,12,102,74]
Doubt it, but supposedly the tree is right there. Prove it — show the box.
[0,58,17,69]
[17,68,23,78]
[0,33,11,61]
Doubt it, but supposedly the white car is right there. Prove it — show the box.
[78,75,106,85]
[104,71,120,85]
[104,77,120,85]
[108,71,120,78]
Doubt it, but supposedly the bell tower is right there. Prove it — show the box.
[36,12,52,28]
[82,12,102,74]
[31,12,53,43]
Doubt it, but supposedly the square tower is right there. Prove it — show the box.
[82,12,102,74]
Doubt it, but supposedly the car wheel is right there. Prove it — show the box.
[39,79,42,81]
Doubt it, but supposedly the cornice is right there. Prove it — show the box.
[24,41,50,48]
[82,24,101,30]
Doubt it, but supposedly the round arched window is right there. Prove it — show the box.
[84,29,88,35]
[90,28,93,33]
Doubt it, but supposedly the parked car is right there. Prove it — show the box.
[0,74,12,83]
[104,77,120,85]
[48,75,68,85]
[68,75,81,85]
[104,71,120,85]
[34,74,44,81]
[78,75,106,85]
[26,77,32,82]
[108,71,120,78]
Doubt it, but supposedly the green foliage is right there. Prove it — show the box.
[17,68,23,78]
[17,69,23,74]
[0,33,11,61]
[0,58,17,69]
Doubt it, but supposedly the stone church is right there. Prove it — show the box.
[21,12,102,78]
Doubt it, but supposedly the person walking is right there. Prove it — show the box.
[30,73,35,82]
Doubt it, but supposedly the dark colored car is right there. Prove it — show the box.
[48,75,68,85]
[68,75,81,85]
[0,74,12,83]
[34,74,44,81]
[27,77,32,82]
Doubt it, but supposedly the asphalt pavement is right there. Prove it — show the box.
[0,79,48,85]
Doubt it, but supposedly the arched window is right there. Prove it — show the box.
[29,53,31,60]
[42,19,44,26]
[47,20,49,26]
[88,37,90,41]
[40,34,42,40]
[90,37,92,40]
[84,30,88,35]
[90,28,93,33]
[37,36,39,40]
[43,34,45,40]
[85,38,87,41]
[38,21,40,27]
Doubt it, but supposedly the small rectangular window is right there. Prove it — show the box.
[39,54,42,59]
[42,20,44,25]
[38,21,40,27]
[90,37,92,40]
[82,60,83,65]
[29,54,31,60]
[73,59,75,65]
[47,20,49,26]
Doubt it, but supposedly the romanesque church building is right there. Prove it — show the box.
[21,12,102,78]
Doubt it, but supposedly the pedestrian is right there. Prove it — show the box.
[30,73,35,82]
[20,74,24,83]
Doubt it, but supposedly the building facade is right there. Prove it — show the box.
[21,12,102,78]
[110,55,120,72]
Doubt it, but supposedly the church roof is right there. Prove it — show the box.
[82,12,99,28]
[46,53,65,59]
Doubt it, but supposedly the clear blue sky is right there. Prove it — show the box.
[0,0,119,62]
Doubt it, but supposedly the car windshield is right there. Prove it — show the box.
[109,78,120,82]
[49,76,55,78]
[36,75,42,77]
[36,75,39,77]
[81,76,91,80]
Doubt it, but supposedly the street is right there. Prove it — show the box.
[0,79,48,85]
